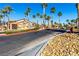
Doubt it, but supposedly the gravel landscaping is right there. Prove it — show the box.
[40,33,79,56]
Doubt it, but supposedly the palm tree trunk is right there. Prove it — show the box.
[2,16,6,31]
[77,20,79,28]
[59,17,60,29]
[52,13,53,25]
[0,19,3,31]
[59,17,60,24]
[28,15,29,21]
[43,19,45,25]
[43,7,45,15]
[0,19,1,25]
[48,20,49,28]
[37,20,38,24]
[77,10,79,28]
[7,16,10,30]
[77,4,79,28]
[43,8,45,25]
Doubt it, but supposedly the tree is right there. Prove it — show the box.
[58,11,62,24]
[43,14,47,25]
[66,19,69,23]
[41,3,48,25]
[25,11,28,19]
[36,13,40,24]
[76,18,79,28]
[51,20,53,25]
[32,15,36,24]
[40,15,43,18]
[0,14,3,24]
[2,6,13,30]
[66,19,70,24]
[63,23,68,30]
[40,15,43,25]
[0,14,4,31]
[32,15,36,18]
[70,19,74,25]
[1,9,7,25]
[58,11,62,29]
[25,7,31,20]
[46,16,51,28]
[50,7,56,25]
[40,15,43,21]
[75,4,79,28]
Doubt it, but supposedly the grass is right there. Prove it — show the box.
[3,29,29,34]
[2,28,40,34]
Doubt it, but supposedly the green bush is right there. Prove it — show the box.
[4,29,32,34]
[4,31,13,34]
[34,24,40,30]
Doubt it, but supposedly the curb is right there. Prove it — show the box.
[36,33,64,56]
[0,34,7,37]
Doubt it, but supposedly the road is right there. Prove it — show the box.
[16,42,46,56]
[0,29,64,56]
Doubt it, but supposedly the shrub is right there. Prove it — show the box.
[34,24,40,30]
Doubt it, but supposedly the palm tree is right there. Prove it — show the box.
[66,19,70,24]
[2,6,13,30]
[1,9,7,25]
[46,16,51,28]
[76,18,79,28]
[25,11,28,19]
[32,15,36,24]
[25,7,31,20]
[50,7,56,24]
[40,15,43,18]
[0,10,3,24]
[36,13,40,17]
[36,13,40,24]
[51,20,53,26]
[75,3,79,28]
[43,14,47,25]
[32,15,36,18]
[41,3,48,25]
[76,3,79,17]
[0,15,3,24]
[58,11,62,29]
[58,11,62,24]
[40,15,43,24]
[0,14,4,31]
[71,19,75,24]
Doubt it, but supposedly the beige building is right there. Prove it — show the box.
[0,24,3,32]
[8,18,36,30]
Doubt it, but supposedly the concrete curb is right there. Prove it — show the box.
[36,33,64,56]
[0,34,7,37]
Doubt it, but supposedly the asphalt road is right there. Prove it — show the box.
[0,29,64,56]
[16,41,46,56]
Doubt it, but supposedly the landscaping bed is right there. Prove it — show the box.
[40,33,79,56]
[1,29,37,35]
[73,28,79,33]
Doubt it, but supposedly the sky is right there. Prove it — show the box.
[0,3,78,24]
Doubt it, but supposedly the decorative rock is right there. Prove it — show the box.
[41,33,79,56]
